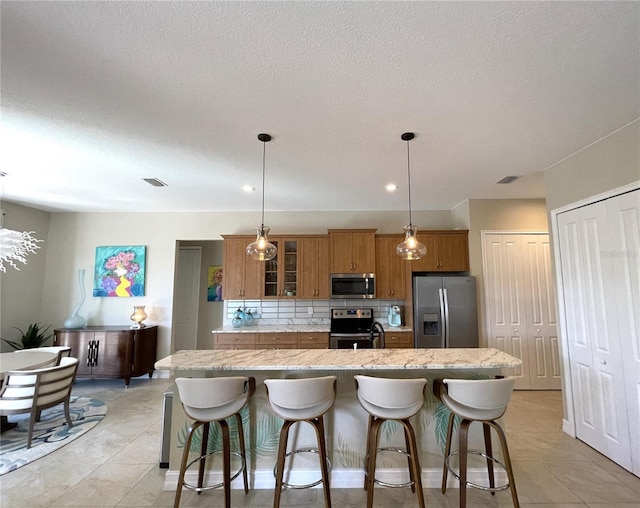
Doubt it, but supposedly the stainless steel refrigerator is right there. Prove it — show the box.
[413,275,478,348]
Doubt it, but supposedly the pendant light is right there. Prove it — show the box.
[246,133,277,261]
[396,132,427,260]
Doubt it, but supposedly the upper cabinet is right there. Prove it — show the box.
[329,229,376,273]
[375,235,407,299]
[410,230,470,272]
[222,236,263,299]
[263,238,299,298]
[298,236,330,299]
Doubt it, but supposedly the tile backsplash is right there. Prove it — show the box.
[224,299,405,326]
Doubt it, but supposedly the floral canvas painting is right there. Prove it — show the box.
[207,266,223,301]
[93,246,146,297]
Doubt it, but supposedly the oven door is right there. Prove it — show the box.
[330,333,381,349]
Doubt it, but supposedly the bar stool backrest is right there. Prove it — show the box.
[443,377,516,420]
[264,376,336,420]
[175,377,251,421]
[355,375,427,419]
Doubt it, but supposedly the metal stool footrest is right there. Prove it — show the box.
[183,449,246,493]
[273,447,332,490]
[445,450,511,492]
[363,447,415,489]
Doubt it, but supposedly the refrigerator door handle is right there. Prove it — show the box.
[443,288,450,347]
[438,288,446,348]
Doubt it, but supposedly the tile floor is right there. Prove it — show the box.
[0,377,638,507]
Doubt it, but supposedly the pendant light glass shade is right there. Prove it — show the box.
[396,132,427,260]
[246,225,277,261]
[396,224,427,260]
[246,133,277,262]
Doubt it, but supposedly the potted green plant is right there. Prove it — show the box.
[1,323,53,350]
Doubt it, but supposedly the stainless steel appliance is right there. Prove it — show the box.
[413,275,478,348]
[330,308,384,349]
[330,273,376,299]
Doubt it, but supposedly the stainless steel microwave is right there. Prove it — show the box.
[330,273,376,299]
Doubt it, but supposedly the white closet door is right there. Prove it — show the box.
[557,200,632,470]
[606,190,640,475]
[521,237,562,389]
[484,234,530,389]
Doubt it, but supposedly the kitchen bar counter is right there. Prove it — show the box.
[155,347,519,371]
[156,348,520,491]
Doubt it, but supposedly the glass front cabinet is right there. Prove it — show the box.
[263,239,298,298]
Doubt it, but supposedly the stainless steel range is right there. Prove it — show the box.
[329,308,385,349]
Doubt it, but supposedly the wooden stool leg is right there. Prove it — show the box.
[366,418,383,508]
[273,420,293,508]
[441,411,455,494]
[402,419,425,508]
[313,416,332,508]
[364,414,374,490]
[235,412,250,494]
[403,423,416,493]
[483,422,496,493]
[197,422,210,492]
[220,419,231,508]
[458,420,471,508]
[174,422,200,508]
[491,421,520,508]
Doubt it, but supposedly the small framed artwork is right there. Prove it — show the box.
[207,266,223,301]
[93,246,146,297]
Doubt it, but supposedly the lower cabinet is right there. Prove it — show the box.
[384,331,413,348]
[213,332,329,350]
[53,326,158,385]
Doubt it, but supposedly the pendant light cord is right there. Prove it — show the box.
[406,138,413,227]
[261,138,266,227]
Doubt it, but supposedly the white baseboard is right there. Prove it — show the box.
[562,418,575,437]
[163,467,508,491]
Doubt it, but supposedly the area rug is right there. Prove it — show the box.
[0,396,106,475]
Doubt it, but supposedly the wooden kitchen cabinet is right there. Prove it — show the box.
[298,236,330,298]
[384,331,413,348]
[329,229,376,273]
[257,332,299,349]
[411,230,470,272]
[297,332,329,349]
[375,234,407,299]
[263,238,298,298]
[222,236,263,299]
[53,326,158,385]
[213,332,257,350]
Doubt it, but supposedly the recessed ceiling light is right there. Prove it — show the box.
[386,184,399,192]
[242,185,255,192]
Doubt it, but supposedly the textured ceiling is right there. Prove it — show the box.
[1,1,638,213]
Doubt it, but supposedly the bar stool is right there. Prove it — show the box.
[174,376,256,508]
[434,377,519,508]
[264,375,337,508]
[354,375,427,508]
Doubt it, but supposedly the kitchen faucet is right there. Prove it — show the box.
[369,321,385,348]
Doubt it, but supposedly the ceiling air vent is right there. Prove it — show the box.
[142,177,167,187]
[497,176,518,184]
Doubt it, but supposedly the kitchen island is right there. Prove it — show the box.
[155,348,521,490]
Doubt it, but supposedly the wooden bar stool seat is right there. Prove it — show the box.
[173,376,255,508]
[264,375,337,508]
[434,377,519,508]
[354,375,427,508]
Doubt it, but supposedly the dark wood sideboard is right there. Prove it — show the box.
[53,326,158,385]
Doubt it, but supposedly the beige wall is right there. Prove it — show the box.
[0,202,50,351]
[544,120,640,212]
[465,199,550,347]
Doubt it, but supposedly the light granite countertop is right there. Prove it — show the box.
[155,347,521,371]
[212,324,413,333]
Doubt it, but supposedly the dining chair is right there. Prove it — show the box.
[0,357,79,448]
